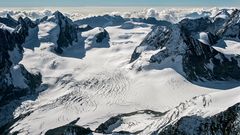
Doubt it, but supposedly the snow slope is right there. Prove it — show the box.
[7,18,216,135]
[95,88,240,134]
[213,40,240,55]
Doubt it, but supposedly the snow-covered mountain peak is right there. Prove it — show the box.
[213,9,231,20]
[50,10,74,26]
[36,11,80,54]
[129,11,240,82]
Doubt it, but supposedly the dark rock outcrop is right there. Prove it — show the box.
[129,17,172,26]
[50,11,78,54]
[78,24,93,32]
[130,26,172,63]
[159,103,240,135]
[180,17,212,33]
[45,118,92,135]
[95,110,164,134]
[182,32,240,81]
[179,11,240,81]
[217,9,240,40]
[45,125,92,135]
[0,14,19,28]
[74,14,125,28]
[95,27,109,43]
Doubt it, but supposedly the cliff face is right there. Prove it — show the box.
[48,11,78,54]
[0,16,42,107]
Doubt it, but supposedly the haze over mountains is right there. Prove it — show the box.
[0,7,240,135]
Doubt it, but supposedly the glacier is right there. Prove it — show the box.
[0,7,240,135]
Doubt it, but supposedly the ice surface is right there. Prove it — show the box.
[197,32,210,45]
[213,40,240,55]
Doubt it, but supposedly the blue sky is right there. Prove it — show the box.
[0,0,239,7]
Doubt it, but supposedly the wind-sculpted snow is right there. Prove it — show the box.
[83,27,110,50]
[1,9,240,135]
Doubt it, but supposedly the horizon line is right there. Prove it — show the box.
[0,6,239,8]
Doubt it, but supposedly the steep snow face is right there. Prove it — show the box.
[82,27,110,50]
[213,40,240,55]
[130,24,187,77]
[197,32,210,45]
[38,22,59,43]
